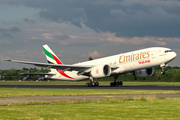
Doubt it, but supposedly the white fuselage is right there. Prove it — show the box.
[47,47,177,81]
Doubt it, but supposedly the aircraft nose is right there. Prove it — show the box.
[172,51,177,59]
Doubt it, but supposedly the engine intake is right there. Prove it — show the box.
[134,68,154,78]
[91,64,111,79]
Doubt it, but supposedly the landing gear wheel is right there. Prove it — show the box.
[116,82,120,86]
[114,83,116,86]
[89,82,93,87]
[95,82,99,86]
[161,71,165,75]
[86,81,99,87]
[86,83,90,87]
[110,75,122,87]
[110,82,114,86]
[110,81,123,87]
[119,81,123,86]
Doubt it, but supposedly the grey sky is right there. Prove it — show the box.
[0,0,180,69]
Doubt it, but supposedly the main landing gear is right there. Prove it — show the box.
[86,82,99,87]
[86,77,99,87]
[110,75,123,87]
[86,76,123,87]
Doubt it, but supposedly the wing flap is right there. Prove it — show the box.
[22,73,55,75]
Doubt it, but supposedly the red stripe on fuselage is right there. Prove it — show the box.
[58,70,74,79]
[52,54,74,79]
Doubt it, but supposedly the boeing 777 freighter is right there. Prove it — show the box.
[3,45,177,87]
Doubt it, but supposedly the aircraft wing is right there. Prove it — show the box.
[3,59,93,72]
[3,59,118,74]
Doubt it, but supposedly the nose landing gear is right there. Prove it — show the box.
[160,63,168,75]
[161,67,165,75]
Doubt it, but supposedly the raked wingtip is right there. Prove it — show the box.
[2,59,12,62]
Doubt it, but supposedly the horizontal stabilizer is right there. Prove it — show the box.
[21,73,56,75]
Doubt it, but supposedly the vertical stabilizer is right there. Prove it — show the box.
[43,44,74,79]
[43,44,63,73]
[43,44,63,65]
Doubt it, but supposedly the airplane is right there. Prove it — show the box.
[2,45,177,87]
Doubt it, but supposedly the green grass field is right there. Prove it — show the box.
[0,88,180,97]
[0,98,180,119]
[1,81,180,119]
[1,80,180,86]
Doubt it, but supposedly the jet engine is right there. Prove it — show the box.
[91,64,111,78]
[134,68,154,78]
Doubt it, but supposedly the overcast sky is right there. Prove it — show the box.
[0,0,180,69]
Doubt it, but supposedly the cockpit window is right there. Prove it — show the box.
[165,50,173,53]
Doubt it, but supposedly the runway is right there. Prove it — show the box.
[0,84,180,90]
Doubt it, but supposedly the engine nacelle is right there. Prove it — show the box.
[91,64,111,79]
[134,68,154,78]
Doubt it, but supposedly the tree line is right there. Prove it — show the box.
[0,66,180,82]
